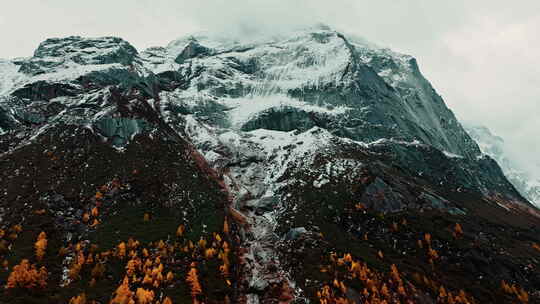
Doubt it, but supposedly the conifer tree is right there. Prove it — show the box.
[35,231,47,261]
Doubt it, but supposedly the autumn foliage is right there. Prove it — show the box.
[186,262,202,299]
[135,287,155,304]
[117,242,127,260]
[176,224,185,237]
[6,259,47,290]
[162,297,173,304]
[453,223,464,239]
[320,251,477,304]
[501,280,529,303]
[69,293,87,304]
[110,276,134,304]
[34,231,48,261]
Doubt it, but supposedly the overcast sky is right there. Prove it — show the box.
[1,0,539,177]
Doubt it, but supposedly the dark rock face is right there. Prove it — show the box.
[93,117,150,146]
[175,39,212,64]
[240,106,325,132]
[0,28,539,304]
[11,80,80,100]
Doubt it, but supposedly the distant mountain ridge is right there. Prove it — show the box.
[465,124,540,208]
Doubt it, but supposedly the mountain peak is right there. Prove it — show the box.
[19,35,138,76]
[1,28,539,304]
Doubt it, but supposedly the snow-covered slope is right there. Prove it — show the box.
[465,124,540,208]
[142,26,480,160]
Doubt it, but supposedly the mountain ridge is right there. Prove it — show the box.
[0,26,539,304]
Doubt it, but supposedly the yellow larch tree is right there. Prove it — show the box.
[117,242,127,260]
[176,224,185,237]
[166,271,174,283]
[186,262,202,299]
[69,293,87,304]
[135,288,154,304]
[162,297,173,304]
[91,206,99,217]
[34,231,48,261]
[453,223,463,239]
[110,276,134,304]
[223,217,229,234]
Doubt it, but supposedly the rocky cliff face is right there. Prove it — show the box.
[1,26,539,304]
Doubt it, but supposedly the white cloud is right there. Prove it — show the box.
[429,12,540,176]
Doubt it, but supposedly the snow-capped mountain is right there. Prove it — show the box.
[1,25,539,304]
[465,124,540,208]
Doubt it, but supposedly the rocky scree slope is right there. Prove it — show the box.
[0,27,539,304]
